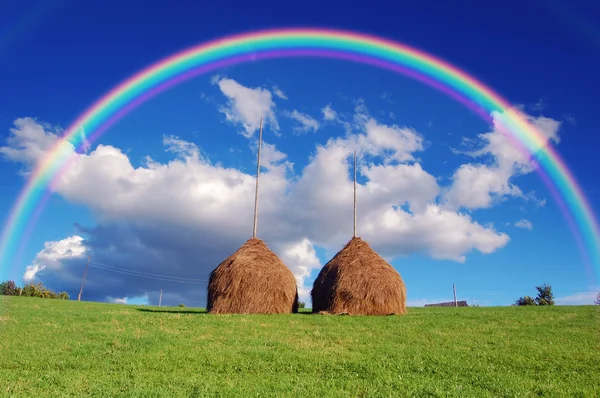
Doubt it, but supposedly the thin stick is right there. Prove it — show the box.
[78,255,90,302]
[453,283,458,307]
[253,117,263,238]
[353,151,357,238]
[159,289,163,307]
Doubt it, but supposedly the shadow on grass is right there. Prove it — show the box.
[137,308,315,315]
[137,308,208,315]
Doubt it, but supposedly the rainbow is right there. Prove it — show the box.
[1,28,599,282]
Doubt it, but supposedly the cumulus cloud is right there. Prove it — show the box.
[213,77,279,137]
[283,110,320,134]
[321,104,338,121]
[444,110,561,210]
[348,100,425,163]
[3,101,518,306]
[108,297,128,304]
[515,219,533,230]
[273,86,288,100]
[23,235,87,284]
[163,135,202,160]
[0,117,68,173]
[275,239,321,301]
[555,291,598,305]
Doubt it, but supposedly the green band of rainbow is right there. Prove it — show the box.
[1,28,598,283]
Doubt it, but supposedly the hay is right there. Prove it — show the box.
[311,237,407,315]
[207,238,298,314]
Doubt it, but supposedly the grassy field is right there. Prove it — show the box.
[0,296,598,397]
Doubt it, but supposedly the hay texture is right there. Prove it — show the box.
[311,237,406,315]
[207,238,298,314]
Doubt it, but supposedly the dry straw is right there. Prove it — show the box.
[207,237,298,314]
[311,237,406,315]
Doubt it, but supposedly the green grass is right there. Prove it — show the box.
[0,296,598,397]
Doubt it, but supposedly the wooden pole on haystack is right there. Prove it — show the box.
[253,117,263,239]
[78,255,91,302]
[353,151,357,238]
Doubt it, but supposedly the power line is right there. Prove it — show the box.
[89,260,207,281]
[89,264,207,284]
[88,262,208,284]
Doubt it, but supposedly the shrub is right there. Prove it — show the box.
[514,295,537,306]
[515,284,555,306]
[3,280,65,300]
[178,303,185,307]
[298,301,306,309]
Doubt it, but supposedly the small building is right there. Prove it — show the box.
[424,300,469,307]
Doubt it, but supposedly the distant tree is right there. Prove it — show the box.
[21,282,60,299]
[0,280,19,296]
[2,279,69,300]
[595,292,600,305]
[534,284,555,306]
[514,295,537,306]
[298,302,306,309]
[178,303,185,307]
[58,291,70,300]
[21,282,41,297]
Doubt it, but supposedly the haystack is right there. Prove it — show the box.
[207,237,298,314]
[311,237,406,315]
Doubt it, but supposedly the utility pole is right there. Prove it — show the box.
[353,151,357,238]
[252,117,263,239]
[453,283,458,307]
[78,255,91,302]
[159,289,163,307]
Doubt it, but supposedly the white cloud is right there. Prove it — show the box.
[361,119,424,162]
[163,135,201,160]
[282,103,507,258]
[321,104,338,121]
[283,110,319,134]
[273,86,287,100]
[555,291,598,305]
[0,118,72,174]
[360,205,509,262]
[343,100,425,163]
[445,163,522,209]
[213,77,279,137]
[515,219,533,230]
[444,110,561,210]
[23,235,87,283]
[108,297,128,304]
[275,238,321,303]
[4,103,515,305]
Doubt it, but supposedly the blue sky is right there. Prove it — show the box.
[1,0,599,307]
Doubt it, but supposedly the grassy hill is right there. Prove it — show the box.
[0,296,598,397]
